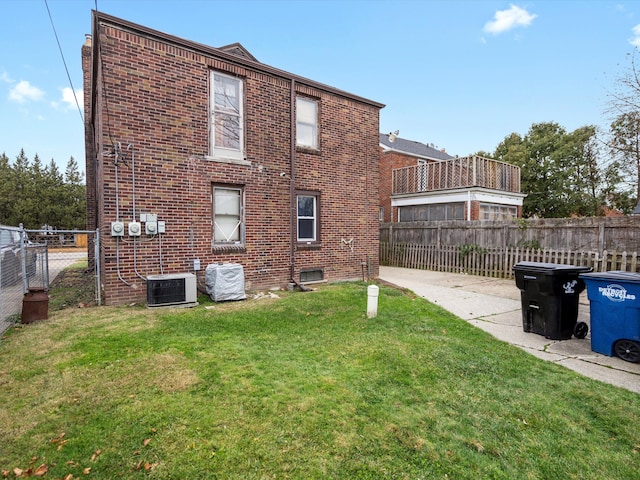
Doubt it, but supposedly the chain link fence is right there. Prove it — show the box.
[1,225,100,335]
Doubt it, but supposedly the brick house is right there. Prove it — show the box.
[379,133,524,223]
[83,12,383,305]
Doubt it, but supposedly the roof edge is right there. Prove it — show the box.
[91,10,385,109]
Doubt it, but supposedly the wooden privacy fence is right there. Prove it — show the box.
[380,216,640,252]
[380,242,640,279]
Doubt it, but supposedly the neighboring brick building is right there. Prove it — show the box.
[83,12,383,305]
[379,133,524,223]
[379,133,453,223]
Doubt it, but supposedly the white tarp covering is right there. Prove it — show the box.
[205,263,246,302]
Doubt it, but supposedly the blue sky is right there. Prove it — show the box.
[2,0,640,176]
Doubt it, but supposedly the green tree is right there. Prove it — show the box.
[608,111,640,203]
[494,123,629,217]
[42,158,65,229]
[11,149,35,227]
[61,157,86,229]
[0,150,86,229]
[495,122,568,217]
[0,153,12,224]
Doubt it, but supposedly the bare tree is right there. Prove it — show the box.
[606,50,640,206]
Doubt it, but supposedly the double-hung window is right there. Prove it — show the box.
[213,185,244,245]
[211,71,244,161]
[297,193,319,242]
[296,96,318,149]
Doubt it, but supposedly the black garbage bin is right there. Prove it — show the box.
[513,262,592,340]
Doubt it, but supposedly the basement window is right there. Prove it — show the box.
[300,268,324,283]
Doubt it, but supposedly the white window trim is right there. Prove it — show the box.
[213,185,245,246]
[479,203,517,221]
[297,194,318,242]
[296,96,318,149]
[210,71,245,162]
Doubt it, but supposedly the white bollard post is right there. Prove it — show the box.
[367,284,379,318]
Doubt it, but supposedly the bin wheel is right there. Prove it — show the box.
[573,322,588,339]
[613,340,640,363]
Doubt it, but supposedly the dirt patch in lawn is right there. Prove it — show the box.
[48,268,96,311]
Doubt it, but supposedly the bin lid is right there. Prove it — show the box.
[513,262,592,275]
[580,270,640,283]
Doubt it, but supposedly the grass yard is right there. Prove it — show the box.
[1,282,639,479]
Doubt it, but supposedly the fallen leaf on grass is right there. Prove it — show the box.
[91,449,101,461]
[83,467,91,474]
[143,438,151,446]
[33,464,48,476]
[13,468,23,477]
[134,461,158,472]
[50,432,66,444]
[63,474,73,480]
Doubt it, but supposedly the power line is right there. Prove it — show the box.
[44,0,84,124]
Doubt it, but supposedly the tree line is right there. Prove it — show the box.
[0,150,86,230]
[483,53,640,218]
[486,122,635,218]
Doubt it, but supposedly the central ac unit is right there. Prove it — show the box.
[147,273,198,308]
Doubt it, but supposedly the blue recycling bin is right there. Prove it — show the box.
[580,271,640,363]
[513,262,592,340]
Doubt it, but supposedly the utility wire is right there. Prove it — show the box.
[44,0,84,123]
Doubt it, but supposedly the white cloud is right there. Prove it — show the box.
[0,71,13,83]
[629,24,640,47]
[484,4,537,35]
[8,80,44,103]
[52,87,84,110]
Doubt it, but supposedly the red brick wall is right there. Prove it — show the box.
[85,19,381,305]
[468,200,477,220]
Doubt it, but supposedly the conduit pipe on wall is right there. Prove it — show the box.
[114,143,131,286]
[131,144,147,281]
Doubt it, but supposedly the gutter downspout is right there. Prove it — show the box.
[289,78,311,292]
[289,79,296,283]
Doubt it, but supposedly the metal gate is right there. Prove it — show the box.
[0,225,100,334]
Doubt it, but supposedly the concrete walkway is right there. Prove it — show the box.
[379,266,640,394]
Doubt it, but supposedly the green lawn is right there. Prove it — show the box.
[1,282,638,479]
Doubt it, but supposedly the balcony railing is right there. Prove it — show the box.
[392,155,521,195]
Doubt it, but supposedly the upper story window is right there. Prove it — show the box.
[211,72,244,161]
[296,96,318,149]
